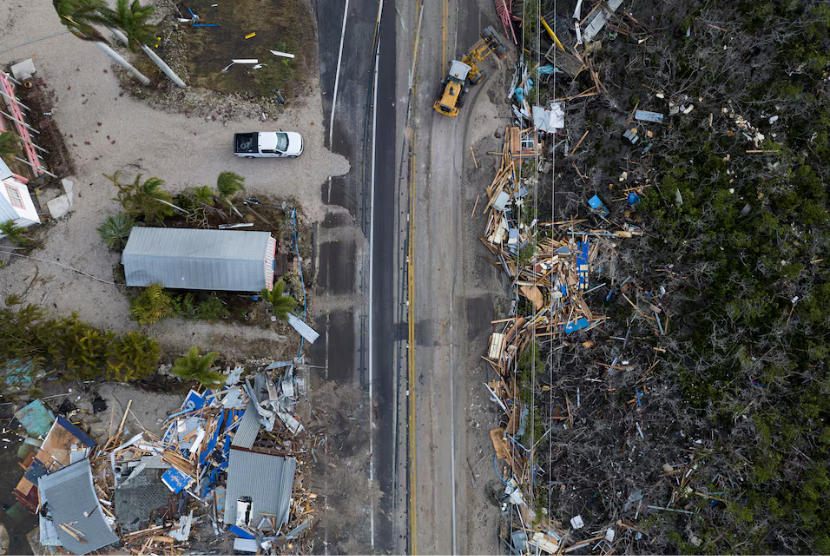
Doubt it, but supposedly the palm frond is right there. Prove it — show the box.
[171,346,224,387]
[216,171,246,200]
[54,0,108,42]
[262,279,297,321]
[97,0,156,51]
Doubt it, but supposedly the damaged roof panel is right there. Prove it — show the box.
[223,449,296,528]
[38,459,118,555]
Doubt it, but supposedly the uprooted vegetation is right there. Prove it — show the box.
[489,0,830,553]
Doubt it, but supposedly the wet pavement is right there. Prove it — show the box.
[311,0,398,550]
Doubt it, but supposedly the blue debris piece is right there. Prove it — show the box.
[183,389,206,412]
[2,359,45,391]
[577,241,590,291]
[200,411,225,465]
[634,110,664,124]
[514,88,525,103]
[588,195,610,217]
[162,468,194,493]
[564,317,590,334]
[628,192,641,205]
[228,525,256,539]
[15,400,55,438]
[24,458,48,483]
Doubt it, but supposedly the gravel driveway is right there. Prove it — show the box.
[0,0,349,359]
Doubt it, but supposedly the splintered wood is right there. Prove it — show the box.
[479,128,634,554]
[73,366,321,554]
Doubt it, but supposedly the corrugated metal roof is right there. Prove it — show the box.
[233,538,259,553]
[231,400,260,449]
[287,314,320,343]
[223,449,296,527]
[38,459,118,555]
[121,227,275,292]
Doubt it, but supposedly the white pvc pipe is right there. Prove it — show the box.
[141,45,187,88]
[95,42,150,85]
[110,28,186,88]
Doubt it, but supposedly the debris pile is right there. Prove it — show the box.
[478,128,652,552]
[11,363,320,555]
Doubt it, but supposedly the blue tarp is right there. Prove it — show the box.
[588,195,610,217]
[564,318,591,334]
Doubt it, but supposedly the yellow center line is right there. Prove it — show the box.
[407,2,424,552]
[442,0,447,70]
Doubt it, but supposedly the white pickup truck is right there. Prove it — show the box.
[233,131,304,158]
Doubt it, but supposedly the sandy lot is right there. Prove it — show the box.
[0,0,348,358]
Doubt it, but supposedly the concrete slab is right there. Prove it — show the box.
[47,195,72,219]
[10,59,36,81]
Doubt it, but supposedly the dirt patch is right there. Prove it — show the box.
[305,380,380,553]
[16,78,75,179]
[173,0,317,99]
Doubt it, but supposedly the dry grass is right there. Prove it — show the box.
[174,0,317,98]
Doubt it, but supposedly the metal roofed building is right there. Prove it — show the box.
[122,227,277,292]
[223,448,296,528]
[38,459,119,555]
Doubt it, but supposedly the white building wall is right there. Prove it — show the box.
[0,176,40,234]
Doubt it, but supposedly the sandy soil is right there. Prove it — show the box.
[0,0,348,358]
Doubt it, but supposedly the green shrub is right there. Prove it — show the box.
[97,213,134,250]
[0,304,159,382]
[130,283,178,324]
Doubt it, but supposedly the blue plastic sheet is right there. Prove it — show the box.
[564,317,590,334]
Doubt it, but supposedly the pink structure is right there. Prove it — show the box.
[0,72,47,177]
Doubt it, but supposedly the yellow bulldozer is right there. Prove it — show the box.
[434,26,508,117]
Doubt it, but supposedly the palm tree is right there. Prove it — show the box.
[98,0,186,88]
[97,213,133,250]
[53,0,150,85]
[171,346,226,388]
[261,279,297,321]
[192,185,215,207]
[216,171,246,218]
[106,170,181,223]
[0,131,18,165]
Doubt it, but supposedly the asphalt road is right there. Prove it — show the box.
[313,0,501,550]
[404,0,493,552]
[311,0,398,551]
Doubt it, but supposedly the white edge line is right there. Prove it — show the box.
[329,0,350,147]
[368,0,385,548]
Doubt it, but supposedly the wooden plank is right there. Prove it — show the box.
[490,428,509,460]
